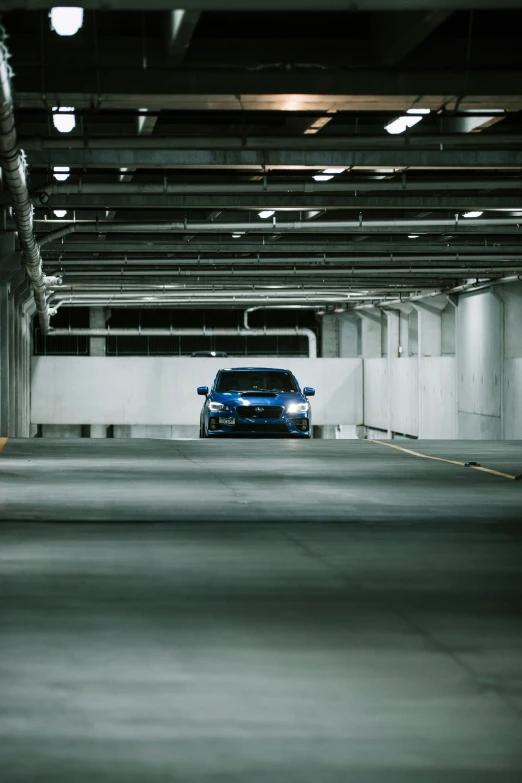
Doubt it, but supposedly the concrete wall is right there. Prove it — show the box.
[363,359,387,431]
[363,356,456,438]
[31,356,363,428]
[457,290,502,439]
[420,357,457,439]
[504,359,522,439]
[390,357,418,436]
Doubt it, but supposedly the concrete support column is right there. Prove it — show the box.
[356,310,381,358]
[320,313,339,358]
[413,297,447,438]
[0,233,22,437]
[414,300,444,358]
[338,312,359,358]
[89,307,108,357]
[385,310,400,437]
[89,308,109,438]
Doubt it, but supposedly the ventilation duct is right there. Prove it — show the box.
[0,38,50,332]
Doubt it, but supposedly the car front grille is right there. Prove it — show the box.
[236,422,289,433]
[236,405,283,419]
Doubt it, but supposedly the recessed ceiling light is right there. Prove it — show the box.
[384,115,423,135]
[258,210,275,219]
[49,7,84,37]
[408,235,420,239]
[53,209,67,218]
[232,233,244,238]
[313,174,334,182]
[462,211,483,218]
[52,107,76,133]
[53,166,70,181]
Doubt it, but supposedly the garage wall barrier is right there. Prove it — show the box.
[31,356,363,428]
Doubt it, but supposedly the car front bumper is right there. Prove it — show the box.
[207,412,311,437]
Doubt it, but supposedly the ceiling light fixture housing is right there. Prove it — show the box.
[52,107,76,133]
[49,7,84,37]
[53,166,70,182]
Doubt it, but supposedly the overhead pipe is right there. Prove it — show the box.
[353,274,522,310]
[37,223,77,246]
[46,256,522,267]
[35,177,522,199]
[21,134,522,152]
[244,305,322,330]
[34,217,522,235]
[48,327,318,358]
[0,38,50,332]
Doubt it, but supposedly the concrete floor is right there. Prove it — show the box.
[1,439,522,781]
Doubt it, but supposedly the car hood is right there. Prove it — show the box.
[211,391,307,406]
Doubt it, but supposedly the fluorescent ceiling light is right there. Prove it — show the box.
[258,210,275,219]
[232,233,245,238]
[462,211,483,218]
[406,108,430,115]
[53,209,67,218]
[408,235,420,239]
[49,7,84,37]
[53,166,70,181]
[52,107,76,133]
[322,168,346,175]
[313,174,334,182]
[384,115,423,135]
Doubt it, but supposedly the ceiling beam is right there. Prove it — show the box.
[372,10,452,66]
[20,135,522,151]
[11,66,522,110]
[2,1,520,10]
[31,194,522,211]
[23,147,522,170]
[167,10,201,63]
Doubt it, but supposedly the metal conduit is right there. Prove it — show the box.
[0,39,49,332]
[35,218,522,234]
[41,255,522,266]
[50,269,522,290]
[48,327,318,358]
[48,267,522,277]
[36,178,522,197]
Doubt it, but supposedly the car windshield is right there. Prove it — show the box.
[215,371,298,393]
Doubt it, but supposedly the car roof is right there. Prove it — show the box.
[218,367,291,373]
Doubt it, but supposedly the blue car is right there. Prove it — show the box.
[197,367,315,438]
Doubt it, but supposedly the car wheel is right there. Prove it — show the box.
[199,420,206,438]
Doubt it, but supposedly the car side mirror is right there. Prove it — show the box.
[303,387,315,397]
[197,386,209,396]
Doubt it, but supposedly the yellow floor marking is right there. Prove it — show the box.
[369,439,518,481]
[0,437,8,453]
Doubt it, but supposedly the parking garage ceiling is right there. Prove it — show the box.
[1,1,522,312]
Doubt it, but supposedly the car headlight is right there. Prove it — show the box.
[208,402,231,412]
[287,402,309,414]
